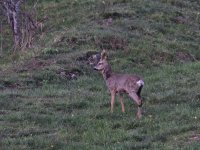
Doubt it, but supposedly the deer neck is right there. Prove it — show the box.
[101,64,112,80]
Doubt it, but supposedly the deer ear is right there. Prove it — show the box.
[101,50,107,60]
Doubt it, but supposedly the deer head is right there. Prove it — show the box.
[94,50,112,79]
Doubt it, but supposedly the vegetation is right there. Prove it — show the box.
[0,0,200,149]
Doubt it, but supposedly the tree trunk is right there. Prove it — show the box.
[12,0,23,49]
[1,0,38,51]
[1,0,23,50]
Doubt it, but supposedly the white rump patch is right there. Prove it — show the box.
[137,80,144,87]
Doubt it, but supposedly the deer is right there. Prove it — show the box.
[94,50,144,118]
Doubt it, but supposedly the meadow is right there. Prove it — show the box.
[0,0,200,149]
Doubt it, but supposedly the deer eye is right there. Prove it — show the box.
[98,62,103,65]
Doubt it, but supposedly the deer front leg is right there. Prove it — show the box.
[119,94,125,113]
[110,91,115,113]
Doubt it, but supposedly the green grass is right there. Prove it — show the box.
[0,0,200,149]
[1,63,200,149]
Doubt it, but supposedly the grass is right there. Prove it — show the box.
[0,0,200,149]
[1,63,200,149]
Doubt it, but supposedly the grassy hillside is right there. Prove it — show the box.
[0,0,200,149]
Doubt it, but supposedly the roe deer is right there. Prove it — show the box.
[94,50,144,118]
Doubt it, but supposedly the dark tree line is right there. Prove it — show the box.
[0,0,39,50]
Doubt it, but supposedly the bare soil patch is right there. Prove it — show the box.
[188,133,200,143]
[94,36,128,51]
[17,57,54,73]
[175,51,196,63]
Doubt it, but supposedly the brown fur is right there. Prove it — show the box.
[94,50,144,118]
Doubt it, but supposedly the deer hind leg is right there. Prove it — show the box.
[129,92,143,118]
[119,93,125,113]
[110,91,115,113]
